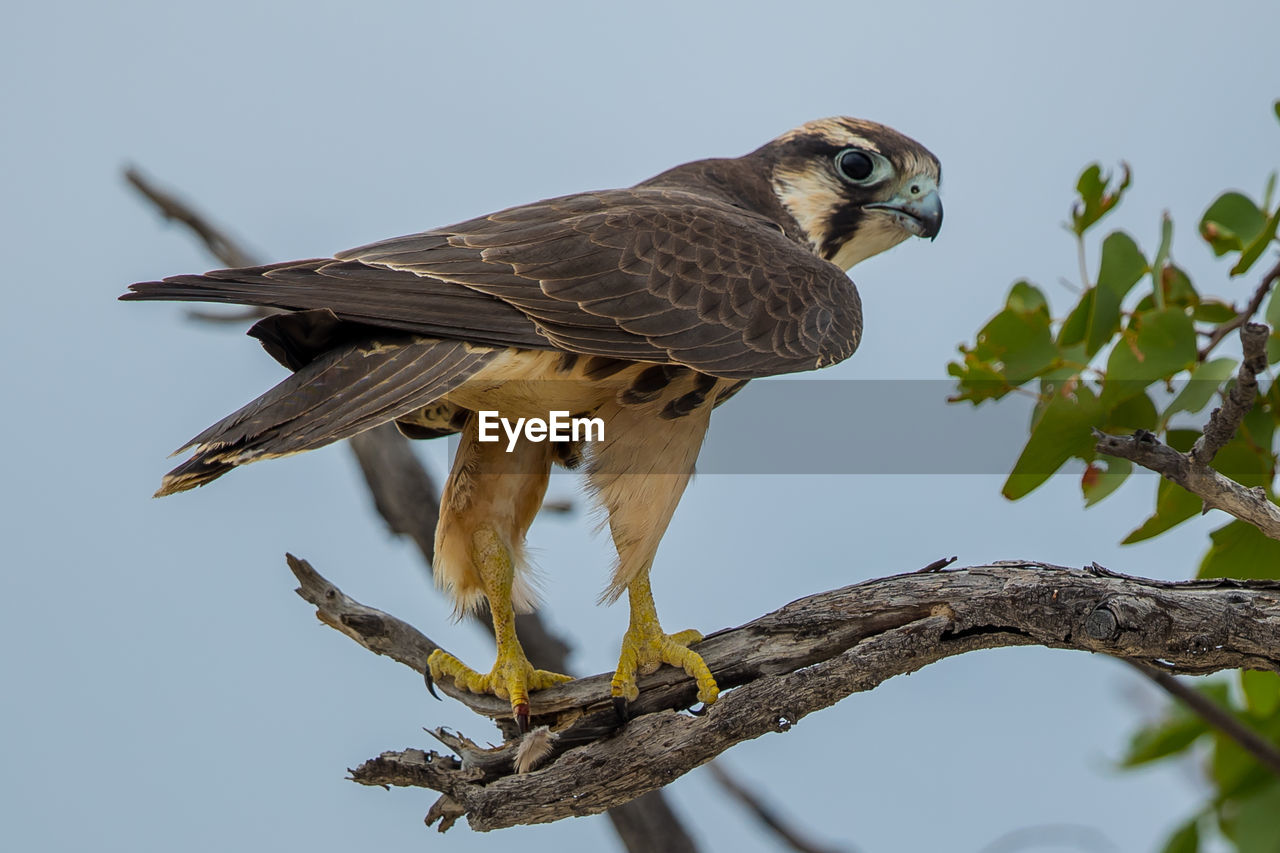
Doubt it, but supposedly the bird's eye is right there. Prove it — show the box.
[835,149,875,183]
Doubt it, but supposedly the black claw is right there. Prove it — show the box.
[515,703,530,735]
[688,703,708,716]
[612,695,630,724]
[423,668,440,701]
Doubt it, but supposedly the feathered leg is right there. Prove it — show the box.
[587,401,719,712]
[427,414,569,731]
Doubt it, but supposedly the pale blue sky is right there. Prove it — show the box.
[4,2,1278,851]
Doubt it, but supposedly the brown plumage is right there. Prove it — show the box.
[124,117,942,730]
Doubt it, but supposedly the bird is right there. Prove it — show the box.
[123,117,941,732]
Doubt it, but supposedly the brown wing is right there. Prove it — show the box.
[126,188,862,379]
[341,189,861,378]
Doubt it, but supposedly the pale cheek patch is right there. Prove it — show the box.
[772,167,846,252]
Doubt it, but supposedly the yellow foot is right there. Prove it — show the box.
[610,624,720,709]
[427,648,571,731]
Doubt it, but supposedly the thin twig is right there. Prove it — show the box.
[1127,660,1280,778]
[124,166,259,269]
[1197,256,1280,359]
[707,763,854,853]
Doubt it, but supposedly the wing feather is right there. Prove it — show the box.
[125,187,862,379]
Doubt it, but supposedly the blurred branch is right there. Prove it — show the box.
[1095,322,1280,542]
[124,166,260,269]
[706,762,853,853]
[126,167,684,852]
[289,554,1280,831]
[1126,660,1280,778]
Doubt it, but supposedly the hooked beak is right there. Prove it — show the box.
[865,186,943,240]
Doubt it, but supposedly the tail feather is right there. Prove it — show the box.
[155,336,495,496]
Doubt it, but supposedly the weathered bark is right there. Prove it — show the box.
[289,555,1280,831]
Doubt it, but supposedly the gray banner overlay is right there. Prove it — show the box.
[436,380,1233,475]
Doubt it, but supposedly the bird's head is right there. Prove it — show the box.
[762,117,942,269]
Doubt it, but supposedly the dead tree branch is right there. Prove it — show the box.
[125,166,259,269]
[287,555,1280,832]
[1095,322,1280,541]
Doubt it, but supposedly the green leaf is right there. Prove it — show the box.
[1006,280,1049,316]
[1160,264,1199,309]
[1121,709,1209,767]
[1200,192,1266,257]
[1123,477,1202,543]
[1211,432,1276,487]
[947,356,1012,404]
[1194,299,1239,323]
[1086,232,1149,357]
[1058,289,1094,348]
[1160,818,1199,853]
[1164,357,1237,422]
[1101,307,1197,408]
[1267,287,1280,329]
[1072,162,1132,236]
[1233,204,1280,277]
[1106,391,1159,432]
[1242,670,1280,716]
[1198,520,1280,580]
[972,291,1060,384]
[1166,428,1201,453]
[1274,99,1280,125]
[1211,728,1273,803]
[1004,386,1103,500]
[1234,780,1280,853]
[1082,457,1131,506]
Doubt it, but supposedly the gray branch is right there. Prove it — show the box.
[1094,430,1280,540]
[287,555,1280,832]
[1095,322,1280,542]
[1192,322,1271,464]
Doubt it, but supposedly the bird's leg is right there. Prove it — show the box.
[428,525,570,731]
[610,571,719,710]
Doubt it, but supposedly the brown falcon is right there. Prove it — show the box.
[124,117,942,730]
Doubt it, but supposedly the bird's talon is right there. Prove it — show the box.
[612,695,630,724]
[423,667,440,700]
[689,702,708,716]
[515,702,530,734]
